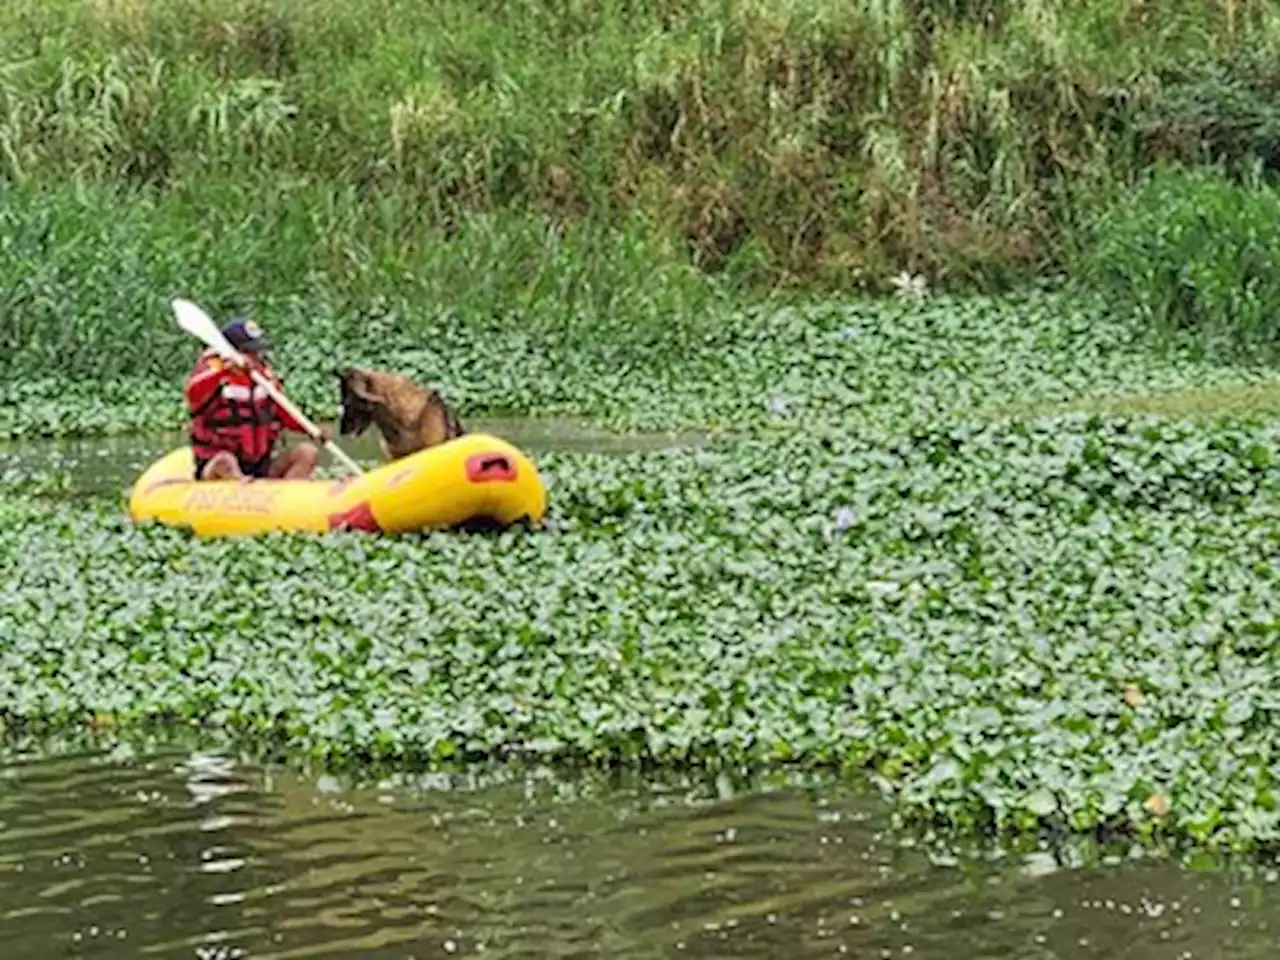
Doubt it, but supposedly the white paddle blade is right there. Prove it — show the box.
[171,298,239,361]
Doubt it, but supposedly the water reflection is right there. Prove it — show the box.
[0,742,1277,958]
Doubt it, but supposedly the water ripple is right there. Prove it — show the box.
[0,744,1277,958]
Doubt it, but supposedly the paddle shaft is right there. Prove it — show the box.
[244,365,365,476]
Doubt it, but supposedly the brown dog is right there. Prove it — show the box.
[335,367,465,461]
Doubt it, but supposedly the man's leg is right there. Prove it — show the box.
[267,443,319,480]
[198,451,249,482]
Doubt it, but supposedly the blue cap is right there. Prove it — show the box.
[221,317,269,352]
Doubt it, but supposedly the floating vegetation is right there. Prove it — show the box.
[6,293,1280,851]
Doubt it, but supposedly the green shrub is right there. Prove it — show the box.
[1136,46,1280,175]
[1075,164,1280,357]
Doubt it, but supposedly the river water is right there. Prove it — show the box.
[3,427,1279,958]
[1,738,1277,959]
[0,416,709,500]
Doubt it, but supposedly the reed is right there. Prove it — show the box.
[0,179,728,383]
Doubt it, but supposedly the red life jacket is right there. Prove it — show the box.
[185,350,296,464]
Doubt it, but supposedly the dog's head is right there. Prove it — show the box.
[335,367,380,437]
[336,366,467,458]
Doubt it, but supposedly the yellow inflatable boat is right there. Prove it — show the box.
[128,433,548,538]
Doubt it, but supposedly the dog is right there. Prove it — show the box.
[335,366,466,461]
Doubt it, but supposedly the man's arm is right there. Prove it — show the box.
[185,357,228,412]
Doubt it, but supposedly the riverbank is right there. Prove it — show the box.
[5,0,1274,292]
[4,0,1280,423]
[3,2,1280,392]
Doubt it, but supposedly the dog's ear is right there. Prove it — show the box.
[447,407,465,438]
[338,368,382,404]
[336,367,377,437]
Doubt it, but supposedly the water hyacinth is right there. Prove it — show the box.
[6,403,1280,852]
[5,287,1278,442]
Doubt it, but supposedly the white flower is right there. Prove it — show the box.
[890,270,928,298]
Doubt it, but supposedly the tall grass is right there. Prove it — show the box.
[1076,163,1280,359]
[0,179,731,383]
[0,0,1276,295]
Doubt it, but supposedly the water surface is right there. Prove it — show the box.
[1,739,1276,959]
[0,416,707,499]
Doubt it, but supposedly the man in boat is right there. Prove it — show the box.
[185,317,328,482]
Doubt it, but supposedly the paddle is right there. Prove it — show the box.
[171,297,365,477]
